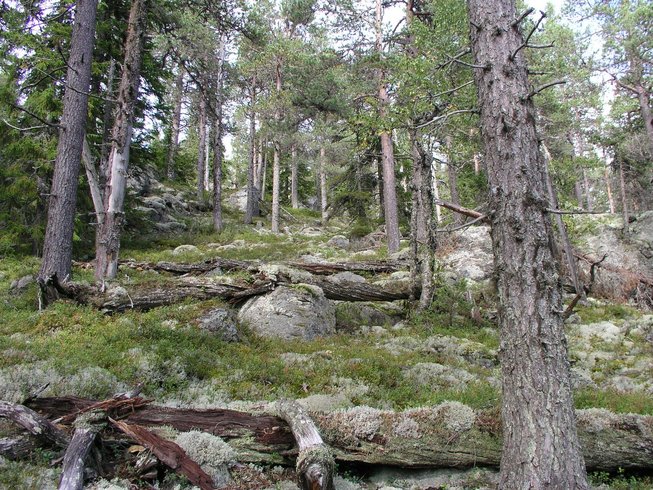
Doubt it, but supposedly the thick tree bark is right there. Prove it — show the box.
[95,0,147,283]
[291,144,299,208]
[28,397,653,473]
[636,85,653,156]
[245,81,258,225]
[196,90,208,201]
[166,68,184,181]
[376,0,400,253]
[467,1,589,488]
[39,0,98,283]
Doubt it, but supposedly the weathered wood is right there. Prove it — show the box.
[58,411,105,490]
[111,418,215,490]
[27,397,653,472]
[0,400,69,448]
[277,399,335,490]
[0,436,36,460]
[433,198,489,222]
[285,275,413,302]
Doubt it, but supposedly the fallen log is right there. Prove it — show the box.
[277,399,335,490]
[58,411,105,490]
[0,436,36,460]
[111,418,216,490]
[117,258,403,277]
[0,400,69,449]
[40,269,411,314]
[27,397,653,472]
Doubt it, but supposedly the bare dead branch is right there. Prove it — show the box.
[511,7,535,27]
[510,10,546,60]
[528,80,566,98]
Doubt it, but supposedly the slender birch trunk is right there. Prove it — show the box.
[95,0,147,284]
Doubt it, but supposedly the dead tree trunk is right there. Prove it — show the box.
[0,401,69,449]
[277,400,335,490]
[212,33,226,233]
[467,1,589,488]
[39,0,98,284]
[58,411,105,490]
[95,0,147,283]
[27,397,653,474]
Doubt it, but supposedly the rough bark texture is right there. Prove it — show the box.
[39,0,98,283]
[166,68,184,181]
[277,400,335,490]
[467,1,589,488]
[95,0,147,283]
[212,36,226,233]
[28,397,653,473]
[245,87,258,225]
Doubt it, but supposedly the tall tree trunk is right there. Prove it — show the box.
[39,0,98,283]
[376,157,384,220]
[260,141,268,202]
[604,165,615,214]
[291,144,299,209]
[445,136,462,225]
[320,146,328,222]
[99,58,116,183]
[574,180,584,210]
[166,68,184,181]
[636,86,653,156]
[95,0,147,284]
[196,91,207,201]
[619,156,629,229]
[582,167,592,212]
[212,33,226,233]
[376,0,400,253]
[271,59,282,233]
[245,78,258,225]
[467,1,589,488]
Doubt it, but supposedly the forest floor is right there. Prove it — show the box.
[1,186,653,489]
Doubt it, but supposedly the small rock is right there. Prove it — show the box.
[198,308,240,342]
[327,235,350,249]
[327,271,366,284]
[172,244,199,255]
[10,274,34,291]
[154,221,187,232]
[389,270,410,280]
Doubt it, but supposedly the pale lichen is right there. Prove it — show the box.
[174,431,236,487]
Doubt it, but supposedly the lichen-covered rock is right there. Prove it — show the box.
[172,244,200,255]
[174,431,236,487]
[334,301,393,333]
[327,271,366,284]
[326,235,350,249]
[197,308,240,342]
[404,362,477,388]
[440,226,493,282]
[237,285,336,340]
[10,274,34,291]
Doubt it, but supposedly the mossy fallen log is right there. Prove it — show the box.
[26,397,653,472]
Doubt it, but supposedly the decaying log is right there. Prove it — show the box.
[0,436,36,460]
[110,418,215,490]
[40,270,412,314]
[0,400,69,448]
[277,399,335,490]
[27,397,653,472]
[58,411,106,490]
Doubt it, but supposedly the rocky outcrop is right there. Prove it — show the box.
[440,226,493,283]
[237,285,336,340]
